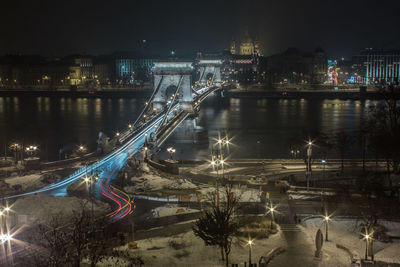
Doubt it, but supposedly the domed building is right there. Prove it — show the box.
[230,32,261,56]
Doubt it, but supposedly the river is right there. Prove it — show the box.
[0,92,375,161]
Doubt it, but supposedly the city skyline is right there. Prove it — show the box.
[1,0,400,58]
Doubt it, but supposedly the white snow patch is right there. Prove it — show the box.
[151,204,199,218]
[5,174,42,190]
[164,179,197,190]
[302,218,400,264]
[10,195,109,226]
[198,187,261,202]
[98,229,285,267]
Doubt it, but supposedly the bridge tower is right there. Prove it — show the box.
[198,59,222,86]
[152,62,193,112]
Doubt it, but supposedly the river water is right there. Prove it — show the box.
[0,93,374,161]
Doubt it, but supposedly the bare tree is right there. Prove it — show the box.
[193,186,240,267]
[23,200,108,267]
[364,86,400,193]
[332,131,352,173]
[24,214,70,267]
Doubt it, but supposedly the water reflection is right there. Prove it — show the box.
[0,95,375,160]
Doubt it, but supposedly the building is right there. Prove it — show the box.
[0,55,81,88]
[230,32,261,56]
[114,52,156,84]
[353,48,400,85]
[93,57,112,85]
[266,47,327,84]
[220,49,261,83]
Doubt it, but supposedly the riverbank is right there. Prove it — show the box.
[225,89,386,100]
[0,88,153,98]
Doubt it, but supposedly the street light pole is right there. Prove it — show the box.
[306,141,312,191]
[324,216,329,241]
[248,240,253,266]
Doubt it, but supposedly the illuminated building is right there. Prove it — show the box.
[114,52,156,84]
[353,48,400,85]
[230,40,236,55]
[230,32,261,55]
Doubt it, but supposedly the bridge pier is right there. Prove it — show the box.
[152,62,193,112]
[198,59,222,86]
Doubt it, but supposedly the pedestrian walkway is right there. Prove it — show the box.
[266,183,319,267]
[279,224,301,232]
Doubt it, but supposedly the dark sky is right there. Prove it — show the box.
[1,0,400,58]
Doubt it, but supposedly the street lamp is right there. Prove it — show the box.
[323,215,330,241]
[363,229,374,261]
[248,239,254,266]
[220,157,225,179]
[321,159,327,188]
[78,145,86,155]
[290,149,300,158]
[167,147,176,160]
[267,204,276,229]
[0,233,12,243]
[9,143,20,164]
[306,139,313,191]
[26,145,38,157]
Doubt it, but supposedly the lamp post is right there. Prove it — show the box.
[321,159,326,180]
[211,156,220,206]
[0,204,13,266]
[323,215,330,241]
[167,147,176,160]
[78,145,86,155]
[363,229,374,261]
[290,149,300,158]
[26,145,37,158]
[267,205,275,229]
[9,143,20,164]
[364,234,370,261]
[220,158,225,179]
[306,140,313,191]
[248,240,253,266]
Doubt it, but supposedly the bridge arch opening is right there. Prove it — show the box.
[164,85,178,103]
[205,73,214,85]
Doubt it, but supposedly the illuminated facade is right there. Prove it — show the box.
[354,49,400,85]
[230,33,261,55]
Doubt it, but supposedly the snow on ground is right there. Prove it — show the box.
[150,204,200,218]
[10,195,109,226]
[124,173,198,193]
[302,218,400,264]
[98,229,285,267]
[209,167,248,175]
[198,186,261,202]
[5,173,43,190]
[125,173,173,192]
[378,220,400,238]
[164,179,197,190]
[288,190,336,200]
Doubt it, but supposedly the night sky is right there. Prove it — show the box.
[1,0,400,58]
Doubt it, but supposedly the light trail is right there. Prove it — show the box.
[3,86,219,208]
[0,85,220,266]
